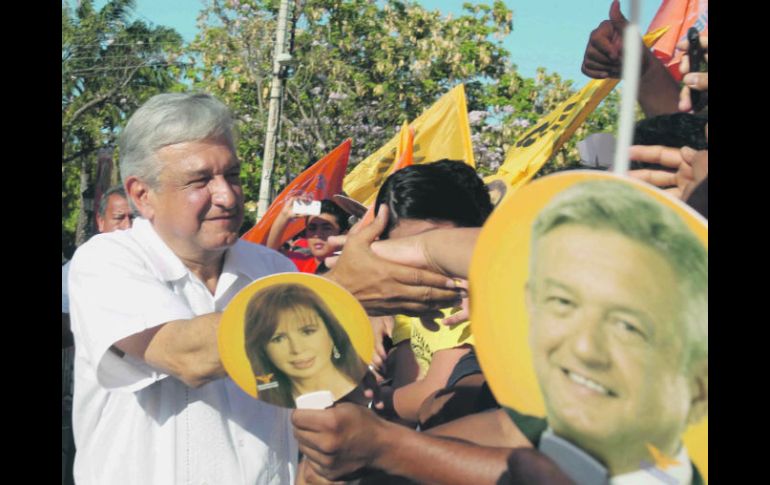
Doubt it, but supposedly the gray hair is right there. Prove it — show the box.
[530,179,707,370]
[97,186,128,217]
[118,92,236,188]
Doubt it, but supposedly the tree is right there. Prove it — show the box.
[62,0,185,256]
[189,0,514,227]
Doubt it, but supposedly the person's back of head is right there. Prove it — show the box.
[630,113,708,171]
[374,160,493,238]
[633,112,708,150]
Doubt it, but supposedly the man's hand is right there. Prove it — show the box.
[278,195,303,221]
[296,457,346,485]
[681,148,708,201]
[442,279,469,327]
[582,0,680,116]
[678,34,708,113]
[324,205,461,317]
[266,195,305,250]
[582,0,637,79]
[293,403,389,481]
[628,145,701,200]
[370,228,480,280]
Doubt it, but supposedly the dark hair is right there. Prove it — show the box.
[633,113,708,150]
[631,113,708,171]
[374,160,494,238]
[318,199,350,233]
[243,284,365,407]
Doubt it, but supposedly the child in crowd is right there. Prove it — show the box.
[267,197,350,274]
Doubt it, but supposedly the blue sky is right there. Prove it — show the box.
[96,0,663,87]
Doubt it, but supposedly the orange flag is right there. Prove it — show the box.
[646,0,708,81]
[241,139,351,245]
[359,123,415,227]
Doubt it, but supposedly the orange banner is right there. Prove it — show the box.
[647,0,708,81]
[242,139,351,245]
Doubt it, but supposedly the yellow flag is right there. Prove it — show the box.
[343,84,474,204]
[485,27,669,207]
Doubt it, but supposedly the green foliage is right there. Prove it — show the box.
[63,0,624,253]
[189,0,621,207]
[62,0,186,256]
[189,0,518,211]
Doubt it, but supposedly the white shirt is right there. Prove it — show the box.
[62,260,71,313]
[69,217,298,485]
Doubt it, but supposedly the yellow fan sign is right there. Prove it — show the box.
[470,171,707,480]
[218,273,375,408]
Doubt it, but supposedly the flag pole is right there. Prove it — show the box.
[613,0,642,175]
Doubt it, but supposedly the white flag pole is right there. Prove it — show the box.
[613,0,642,175]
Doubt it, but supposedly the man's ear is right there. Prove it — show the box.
[125,177,154,220]
[96,213,106,233]
[686,359,708,426]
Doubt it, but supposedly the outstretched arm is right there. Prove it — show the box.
[292,403,573,485]
[115,313,226,388]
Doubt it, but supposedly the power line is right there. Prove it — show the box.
[64,40,186,48]
[64,39,275,49]
[67,61,194,75]
[63,53,195,63]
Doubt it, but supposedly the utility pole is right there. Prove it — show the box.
[257,0,294,220]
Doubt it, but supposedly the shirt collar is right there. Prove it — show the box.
[610,446,692,485]
[131,218,266,293]
[130,218,189,282]
[541,425,693,485]
[216,239,267,295]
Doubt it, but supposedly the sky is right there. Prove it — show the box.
[94,0,663,87]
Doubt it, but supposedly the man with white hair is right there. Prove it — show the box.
[521,179,707,483]
[69,93,299,484]
[69,92,461,484]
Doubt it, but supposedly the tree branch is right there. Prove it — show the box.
[286,86,328,151]
[62,62,145,156]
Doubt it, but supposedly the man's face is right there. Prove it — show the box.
[97,194,133,233]
[526,224,693,460]
[141,138,244,262]
[305,214,341,260]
